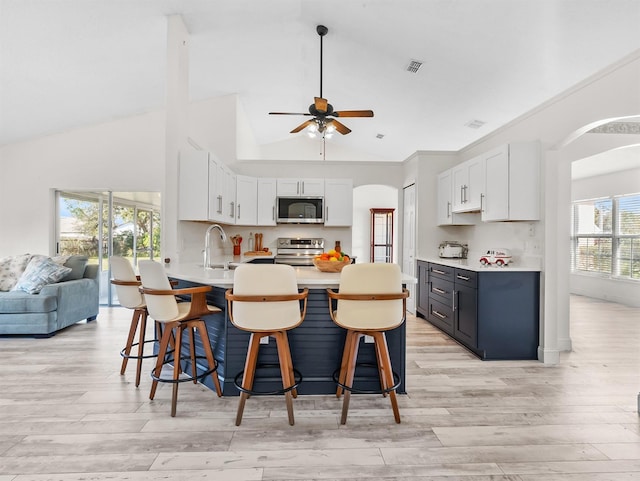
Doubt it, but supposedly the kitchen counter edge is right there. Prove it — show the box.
[417,257,541,272]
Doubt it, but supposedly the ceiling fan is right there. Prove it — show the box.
[269,25,374,136]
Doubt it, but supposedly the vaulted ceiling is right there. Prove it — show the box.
[1,0,639,162]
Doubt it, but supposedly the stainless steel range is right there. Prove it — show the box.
[274,237,324,266]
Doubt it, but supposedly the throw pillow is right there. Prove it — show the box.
[12,256,72,294]
[0,253,32,291]
[52,255,88,281]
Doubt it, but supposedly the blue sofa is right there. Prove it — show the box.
[0,258,99,337]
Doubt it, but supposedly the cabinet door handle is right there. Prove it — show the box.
[237,204,241,219]
[432,287,446,295]
[432,269,447,275]
[447,201,451,218]
[452,290,458,311]
[456,275,470,281]
[272,205,275,220]
[301,181,305,194]
[432,310,447,319]
[297,181,300,195]
[217,195,222,214]
[325,206,328,221]
[480,193,485,212]
[460,186,464,204]
[230,201,235,218]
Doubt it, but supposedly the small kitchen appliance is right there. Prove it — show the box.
[438,241,468,259]
[274,237,325,266]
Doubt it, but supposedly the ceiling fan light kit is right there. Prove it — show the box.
[269,25,374,138]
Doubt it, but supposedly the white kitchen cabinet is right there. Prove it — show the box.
[235,175,258,225]
[324,178,353,226]
[223,165,236,224]
[257,177,277,226]
[437,170,476,226]
[276,178,324,197]
[481,142,540,222]
[178,150,220,221]
[452,155,483,213]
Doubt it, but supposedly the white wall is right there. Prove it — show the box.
[570,166,640,306]
[0,111,165,256]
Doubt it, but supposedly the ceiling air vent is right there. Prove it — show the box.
[465,119,486,129]
[406,60,423,73]
[376,133,385,139]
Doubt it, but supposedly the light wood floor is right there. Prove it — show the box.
[1,295,639,480]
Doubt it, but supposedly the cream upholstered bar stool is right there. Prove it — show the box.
[110,255,163,387]
[225,264,308,426]
[327,263,408,424]
[138,260,222,417]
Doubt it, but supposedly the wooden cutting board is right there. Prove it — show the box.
[243,250,273,256]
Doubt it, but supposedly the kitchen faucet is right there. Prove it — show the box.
[204,224,228,269]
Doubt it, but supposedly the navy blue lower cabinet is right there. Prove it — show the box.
[168,279,406,396]
[416,262,539,360]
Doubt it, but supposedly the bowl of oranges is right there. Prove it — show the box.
[313,249,351,273]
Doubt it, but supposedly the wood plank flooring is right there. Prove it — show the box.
[1,295,639,480]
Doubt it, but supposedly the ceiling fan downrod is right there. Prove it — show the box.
[317,25,328,101]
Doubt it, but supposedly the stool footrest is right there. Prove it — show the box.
[333,362,401,395]
[234,363,302,396]
[151,355,219,384]
[120,339,165,360]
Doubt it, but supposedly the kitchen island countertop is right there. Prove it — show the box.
[165,261,417,288]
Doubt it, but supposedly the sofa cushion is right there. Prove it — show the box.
[53,255,88,281]
[0,290,58,313]
[0,253,32,292]
[12,256,72,294]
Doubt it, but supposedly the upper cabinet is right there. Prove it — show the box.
[277,178,324,197]
[436,170,475,226]
[481,142,540,222]
[178,150,218,221]
[257,178,277,226]
[451,155,483,213]
[324,178,353,226]
[235,175,258,226]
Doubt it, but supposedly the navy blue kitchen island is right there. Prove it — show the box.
[167,263,415,396]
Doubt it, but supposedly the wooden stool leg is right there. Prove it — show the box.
[188,324,198,384]
[236,333,262,426]
[121,309,141,375]
[373,331,388,398]
[275,331,295,425]
[170,324,184,417]
[341,331,362,425]
[374,331,400,423]
[280,331,297,398]
[150,322,173,400]
[336,330,356,398]
[196,321,222,397]
[135,310,148,387]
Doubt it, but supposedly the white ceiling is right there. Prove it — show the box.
[1,0,640,163]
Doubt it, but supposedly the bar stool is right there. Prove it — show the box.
[225,264,308,426]
[138,260,223,417]
[327,263,408,424]
[110,256,161,387]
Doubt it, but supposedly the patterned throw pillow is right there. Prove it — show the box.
[0,253,32,291]
[12,256,72,294]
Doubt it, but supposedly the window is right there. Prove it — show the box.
[571,193,640,280]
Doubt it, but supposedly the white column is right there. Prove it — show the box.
[163,15,190,264]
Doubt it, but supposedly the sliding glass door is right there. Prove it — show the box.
[56,191,161,305]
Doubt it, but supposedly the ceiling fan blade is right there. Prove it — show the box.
[314,97,328,113]
[290,119,315,133]
[269,112,313,116]
[333,110,374,118]
[328,119,351,135]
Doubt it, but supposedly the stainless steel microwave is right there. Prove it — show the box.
[276,196,324,224]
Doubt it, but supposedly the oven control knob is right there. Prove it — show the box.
[279,239,287,246]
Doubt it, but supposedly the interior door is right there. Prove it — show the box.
[402,184,416,314]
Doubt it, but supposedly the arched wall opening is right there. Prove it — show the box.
[352,185,399,264]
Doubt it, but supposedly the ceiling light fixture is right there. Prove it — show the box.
[307,119,335,139]
[465,119,486,129]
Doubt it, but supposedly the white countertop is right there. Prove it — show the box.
[417,257,541,272]
[165,259,417,288]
